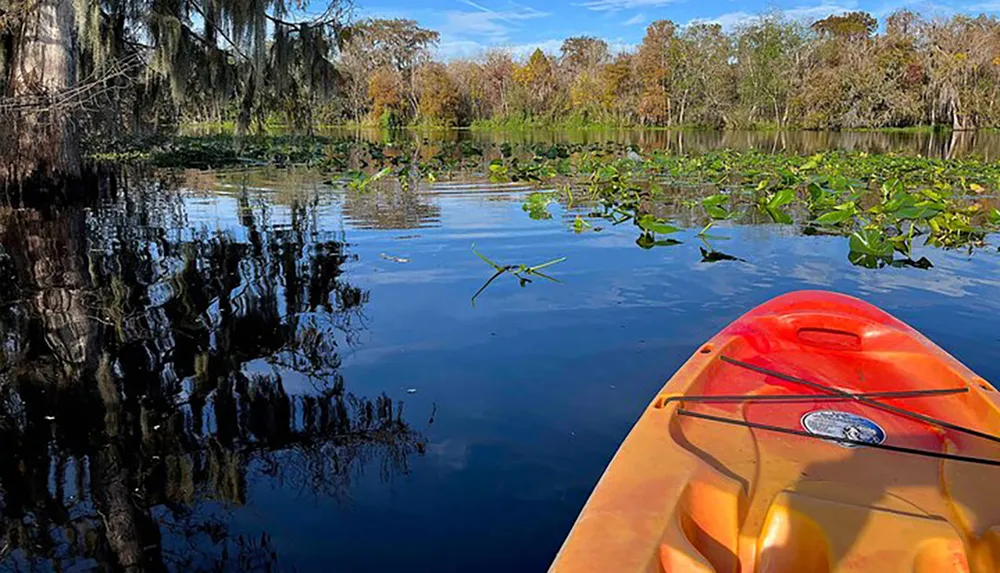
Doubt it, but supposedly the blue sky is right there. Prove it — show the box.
[355,0,995,59]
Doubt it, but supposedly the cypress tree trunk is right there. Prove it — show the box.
[949,95,974,131]
[2,0,81,185]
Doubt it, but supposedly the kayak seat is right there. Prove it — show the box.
[662,468,745,573]
[757,491,969,573]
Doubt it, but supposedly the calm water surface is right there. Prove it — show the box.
[184,125,1000,159]
[0,166,998,571]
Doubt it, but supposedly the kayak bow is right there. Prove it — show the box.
[552,290,1000,573]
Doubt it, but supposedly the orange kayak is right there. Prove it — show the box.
[552,290,1000,573]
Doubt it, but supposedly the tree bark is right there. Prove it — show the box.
[2,0,82,185]
[236,68,258,136]
[950,94,974,131]
[679,89,688,126]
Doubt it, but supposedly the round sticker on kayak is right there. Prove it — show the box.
[801,410,885,448]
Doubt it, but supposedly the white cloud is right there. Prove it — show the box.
[435,37,563,60]
[576,0,682,12]
[784,2,858,21]
[433,1,554,60]
[622,13,646,26]
[605,38,639,53]
[872,0,955,17]
[508,39,565,58]
[689,0,957,31]
[507,38,635,59]
[687,2,858,31]
[688,11,754,31]
[436,40,493,60]
[439,0,549,42]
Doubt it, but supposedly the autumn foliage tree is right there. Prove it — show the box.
[243,10,1000,132]
[416,62,461,126]
[600,54,640,124]
[177,11,1000,132]
[636,20,677,125]
[340,18,439,124]
[325,11,1000,132]
[512,49,562,120]
[368,67,405,127]
[562,37,609,122]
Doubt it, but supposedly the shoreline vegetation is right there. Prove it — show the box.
[5,0,1000,187]
[84,132,995,170]
[178,121,957,134]
[176,11,1000,134]
[87,136,1000,269]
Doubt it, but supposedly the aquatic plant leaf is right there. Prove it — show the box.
[988,209,1000,226]
[895,204,942,220]
[470,247,564,305]
[767,189,795,209]
[765,206,793,225]
[471,268,506,306]
[348,167,392,193]
[807,183,837,209]
[471,244,505,272]
[488,160,509,182]
[702,194,728,208]
[849,228,894,257]
[848,252,890,269]
[522,192,554,220]
[705,205,729,219]
[813,208,855,226]
[527,257,567,272]
[882,192,916,213]
[637,214,680,235]
[525,208,552,220]
[800,155,821,171]
[880,178,904,196]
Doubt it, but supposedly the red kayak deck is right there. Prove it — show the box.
[552,290,1000,573]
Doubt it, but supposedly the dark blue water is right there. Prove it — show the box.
[0,170,997,571]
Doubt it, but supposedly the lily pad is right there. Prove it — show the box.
[637,214,681,235]
[813,208,855,226]
[849,228,894,257]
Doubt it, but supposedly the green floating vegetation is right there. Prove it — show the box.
[348,166,392,193]
[471,245,566,305]
[88,135,1000,268]
[497,147,1000,269]
[522,192,556,220]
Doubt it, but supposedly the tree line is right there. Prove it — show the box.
[266,11,1000,131]
[4,1,1000,185]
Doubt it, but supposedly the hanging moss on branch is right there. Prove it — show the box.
[0,0,352,187]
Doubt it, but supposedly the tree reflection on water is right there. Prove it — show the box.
[0,173,424,571]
